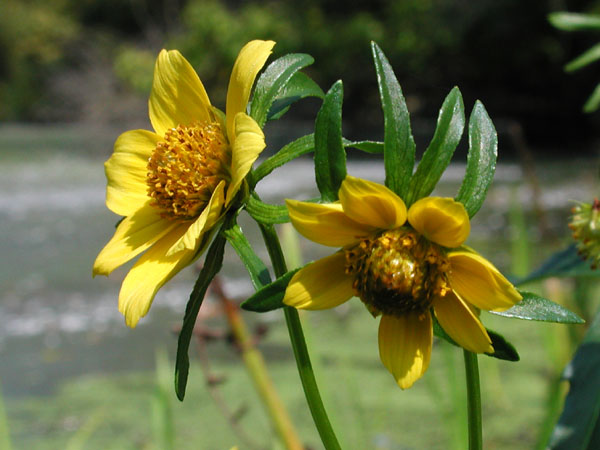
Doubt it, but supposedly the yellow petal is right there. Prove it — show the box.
[118,224,197,327]
[378,312,432,389]
[93,203,178,276]
[105,130,159,216]
[149,49,213,136]
[448,251,522,311]
[283,252,355,310]
[166,180,226,256]
[407,197,470,248]
[339,176,407,229]
[225,113,265,205]
[433,291,493,353]
[286,199,376,247]
[226,40,275,142]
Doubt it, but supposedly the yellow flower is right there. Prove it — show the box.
[94,40,275,327]
[283,176,522,389]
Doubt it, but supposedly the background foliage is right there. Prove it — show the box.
[3,0,600,152]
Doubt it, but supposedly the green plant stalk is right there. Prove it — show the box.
[463,350,483,450]
[0,381,12,450]
[259,223,342,450]
[221,292,303,450]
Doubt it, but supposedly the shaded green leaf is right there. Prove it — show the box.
[241,268,301,312]
[405,87,465,206]
[434,317,519,361]
[548,12,600,31]
[548,310,600,449]
[489,291,585,324]
[371,41,415,198]
[249,53,315,127]
[251,134,314,187]
[455,101,498,217]
[223,222,271,290]
[565,43,600,72]
[246,195,289,224]
[314,80,346,202]
[175,232,226,400]
[342,138,384,154]
[486,329,520,362]
[584,82,600,113]
[267,71,324,121]
[517,244,600,285]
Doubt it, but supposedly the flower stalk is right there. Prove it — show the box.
[463,350,483,450]
[259,223,342,450]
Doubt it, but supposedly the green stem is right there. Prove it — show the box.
[463,350,483,450]
[259,223,341,450]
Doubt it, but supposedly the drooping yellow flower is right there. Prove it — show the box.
[283,176,522,389]
[94,40,275,327]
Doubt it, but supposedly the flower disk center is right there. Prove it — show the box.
[345,228,450,317]
[147,122,231,220]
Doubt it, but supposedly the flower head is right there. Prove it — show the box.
[283,176,522,389]
[569,198,600,268]
[94,40,275,327]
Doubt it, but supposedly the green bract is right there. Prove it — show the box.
[314,80,346,202]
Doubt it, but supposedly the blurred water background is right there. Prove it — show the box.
[0,122,597,448]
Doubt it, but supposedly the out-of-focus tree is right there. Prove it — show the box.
[0,0,79,119]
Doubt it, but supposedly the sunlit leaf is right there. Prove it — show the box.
[314,80,346,202]
[548,310,600,449]
[250,53,315,127]
[405,86,464,206]
[455,101,498,217]
[267,71,324,121]
[251,133,314,187]
[489,291,585,324]
[245,195,290,224]
[343,139,384,154]
[371,41,415,198]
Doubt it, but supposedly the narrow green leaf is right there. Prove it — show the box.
[565,43,600,72]
[434,317,519,361]
[489,291,585,324]
[175,233,226,400]
[548,12,600,31]
[267,71,325,121]
[455,101,498,217]
[246,195,290,224]
[517,244,600,285]
[314,81,346,202]
[371,41,415,198]
[405,87,465,205]
[249,53,315,128]
[241,268,301,312]
[342,139,384,154]
[584,82,600,113]
[223,222,272,290]
[548,310,600,449]
[251,134,314,187]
